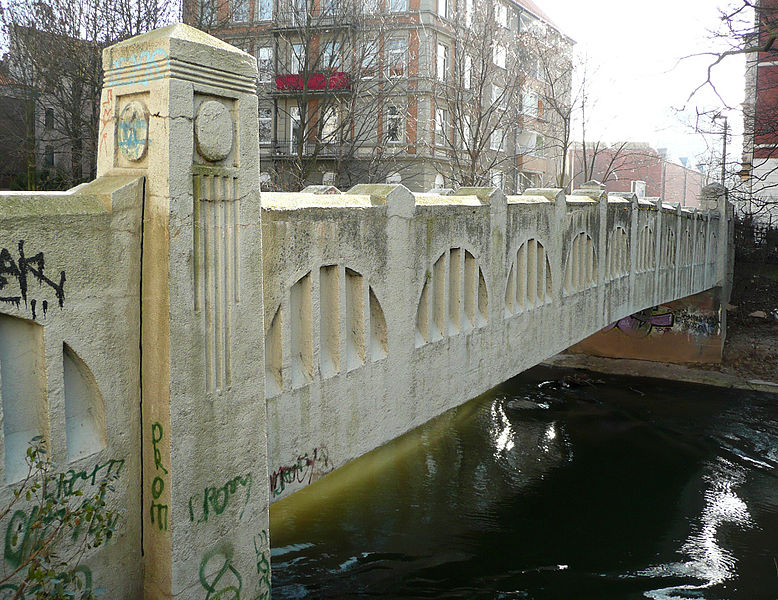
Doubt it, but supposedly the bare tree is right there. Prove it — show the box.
[261,0,418,190]
[0,0,176,190]
[687,1,778,220]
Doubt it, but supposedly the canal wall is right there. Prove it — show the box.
[0,24,732,599]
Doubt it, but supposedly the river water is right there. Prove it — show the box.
[269,366,778,600]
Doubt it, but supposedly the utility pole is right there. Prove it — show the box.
[713,113,728,185]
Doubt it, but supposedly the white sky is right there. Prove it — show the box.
[539,0,747,169]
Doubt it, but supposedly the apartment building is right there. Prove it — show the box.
[187,0,572,192]
[742,0,778,224]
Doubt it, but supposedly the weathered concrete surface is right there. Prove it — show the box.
[261,183,731,502]
[0,175,145,598]
[100,24,269,600]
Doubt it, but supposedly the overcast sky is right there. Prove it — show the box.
[539,0,747,168]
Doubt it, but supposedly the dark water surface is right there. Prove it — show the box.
[269,367,778,600]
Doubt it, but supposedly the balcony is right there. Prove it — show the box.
[271,8,356,31]
[265,138,352,157]
[274,72,351,94]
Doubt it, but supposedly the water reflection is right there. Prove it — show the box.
[270,368,778,600]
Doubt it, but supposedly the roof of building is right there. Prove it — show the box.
[513,0,556,26]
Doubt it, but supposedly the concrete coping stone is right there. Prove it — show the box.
[506,194,553,204]
[453,187,495,204]
[522,188,563,201]
[415,193,482,206]
[0,174,142,217]
[606,198,631,205]
[571,189,605,201]
[609,192,638,201]
[637,199,657,210]
[262,191,375,209]
[566,195,598,205]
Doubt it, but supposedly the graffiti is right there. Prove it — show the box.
[43,459,125,501]
[254,530,270,600]
[0,565,91,599]
[269,447,334,498]
[99,88,114,154]
[604,307,674,338]
[188,473,253,524]
[117,101,149,161]
[605,305,720,339]
[106,49,168,87]
[0,240,66,318]
[200,548,242,600]
[150,421,169,531]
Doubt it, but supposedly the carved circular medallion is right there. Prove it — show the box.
[117,101,149,161]
[195,101,233,162]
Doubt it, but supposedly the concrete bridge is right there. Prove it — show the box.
[0,25,731,599]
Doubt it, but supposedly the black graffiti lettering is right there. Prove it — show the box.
[0,241,66,318]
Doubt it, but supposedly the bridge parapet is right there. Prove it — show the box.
[261,180,730,503]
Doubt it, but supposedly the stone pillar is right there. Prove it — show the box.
[628,194,639,310]
[100,25,268,599]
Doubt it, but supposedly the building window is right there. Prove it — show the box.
[490,128,503,151]
[43,145,54,168]
[291,43,305,73]
[437,43,448,81]
[257,0,272,20]
[259,107,272,143]
[320,106,338,141]
[492,85,504,108]
[522,92,538,117]
[390,0,408,12]
[493,43,506,69]
[361,42,379,78]
[44,108,54,130]
[200,0,216,25]
[321,41,340,70]
[386,105,403,143]
[257,47,273,82]
[437,0,447,19]
[496,3,508,27]
[387,39,407,77]
[232,0,249,22]
[490,169,504,189]
[323,0,339,13]
[435,107,447,144]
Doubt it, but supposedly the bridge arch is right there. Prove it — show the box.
[264,265,388,397]
[563,232,597,295]
[608,227,629,280]
[415,247,488,347]
[504,238,553,316]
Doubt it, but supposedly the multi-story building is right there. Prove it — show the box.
[742,0,778,224]
[568,143,711,208]
[185,0,573,192]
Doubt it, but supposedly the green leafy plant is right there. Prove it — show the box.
[0,437,120,599]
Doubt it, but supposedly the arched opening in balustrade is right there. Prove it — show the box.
[416,248,488,347]
[563,232,596,295]
[504,238,552,315]
[608,227,629,280]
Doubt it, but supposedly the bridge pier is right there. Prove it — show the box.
[100,25,269,599]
